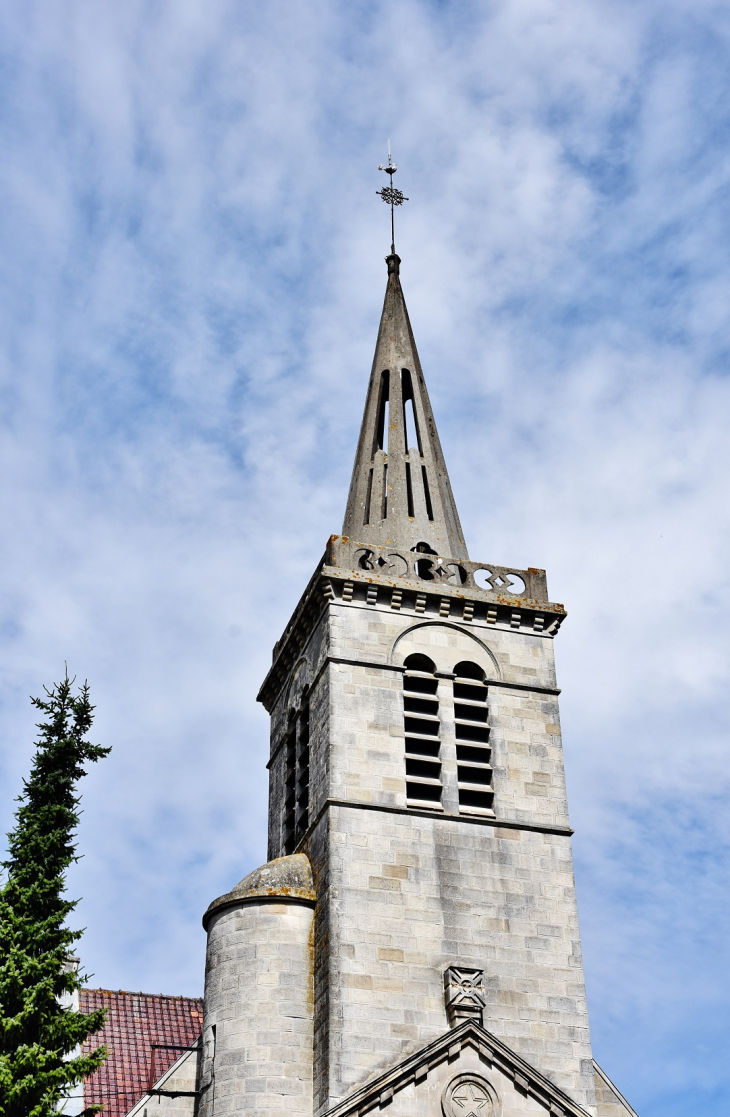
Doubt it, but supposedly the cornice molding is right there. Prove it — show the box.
[297,797,573,843]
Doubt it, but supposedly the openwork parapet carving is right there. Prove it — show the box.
[328,535,549,601]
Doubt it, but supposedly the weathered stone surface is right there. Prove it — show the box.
[199,857,315,1117]
[341,254,468,560]
[593,1064,639,1117]
[260,589,597,1115]
[305,803,593,1113]
[203,853,316,927]
[320,1021,593,1117]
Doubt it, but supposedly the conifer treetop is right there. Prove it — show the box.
[0,672,111,1117]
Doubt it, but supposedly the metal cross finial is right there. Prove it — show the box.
[377,141,409,254]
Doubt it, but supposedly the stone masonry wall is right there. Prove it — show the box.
[267,592,571,854]
[306,807,594,1115]
[200,901,314,1117]
[265,587,595,1116]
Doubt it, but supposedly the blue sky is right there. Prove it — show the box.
[1,2,730,1114]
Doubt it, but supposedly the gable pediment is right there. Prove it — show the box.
[322,1021,593,1117]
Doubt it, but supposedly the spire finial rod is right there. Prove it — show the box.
[377,141,409,255]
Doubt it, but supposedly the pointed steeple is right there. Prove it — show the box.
[343,253,469,560]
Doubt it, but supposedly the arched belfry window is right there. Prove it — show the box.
[283,688,310,853]
[402,654,442,809]
[453,662,493,815]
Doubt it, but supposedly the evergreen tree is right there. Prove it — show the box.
[0,673,111,1116]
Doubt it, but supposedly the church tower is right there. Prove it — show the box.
[198,247,639,1117]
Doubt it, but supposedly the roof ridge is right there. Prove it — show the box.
[82,987,203,1001]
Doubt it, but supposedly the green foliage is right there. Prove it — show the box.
[0,673,111,1117]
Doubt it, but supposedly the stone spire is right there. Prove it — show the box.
[342,253,469,560]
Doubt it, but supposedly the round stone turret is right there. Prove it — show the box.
[198,853,316,1117]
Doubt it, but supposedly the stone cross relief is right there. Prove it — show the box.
[444,966,487,1027]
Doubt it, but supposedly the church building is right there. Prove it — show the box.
[83,231,639,1117]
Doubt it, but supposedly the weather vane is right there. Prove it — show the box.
[377,141,409,254]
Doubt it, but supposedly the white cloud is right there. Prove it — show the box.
[1,1,729,1112]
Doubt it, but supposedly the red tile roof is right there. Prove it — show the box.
[80,988,203,1117]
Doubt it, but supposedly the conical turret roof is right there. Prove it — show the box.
[342,253,468,560]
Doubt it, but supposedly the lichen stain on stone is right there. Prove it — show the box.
[203,852,316,927]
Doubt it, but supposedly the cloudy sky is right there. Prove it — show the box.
[1,1,729,1113]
